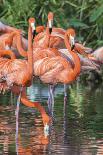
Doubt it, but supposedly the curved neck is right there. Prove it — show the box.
[0,50,16,60]
[5,32,16,46]
[11,86,49,126]
[20,88,49,126]
[16,25,33,77]
[64,32,81,77]
[16,32,27,57]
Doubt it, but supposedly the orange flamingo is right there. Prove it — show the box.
[32,28,80,108]
[33,27,98,83]
[11,85,50,131]
[0,17,34,87]
[0,18,50,130]
[33,28,80,85]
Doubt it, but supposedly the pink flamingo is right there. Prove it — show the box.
[0,18,50,130]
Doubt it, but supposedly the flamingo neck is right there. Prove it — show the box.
[16,31,27,57]
[64,33,81,77]
[11,86,49,126]
[5,32,16,46]
[20,88,49,126]
[27,25,33,78]
[43,26,50,48]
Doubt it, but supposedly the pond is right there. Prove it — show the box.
[0,79,103,155]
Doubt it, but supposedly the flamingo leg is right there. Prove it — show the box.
[15,98,19,155]
[64,84,67,97]
[48,84,55,116]
[47,85,51,108]
[10,91,14,105]
[15,88,22,155]
[63,94,67,143]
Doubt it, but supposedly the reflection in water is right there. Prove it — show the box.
[0,80,103,154]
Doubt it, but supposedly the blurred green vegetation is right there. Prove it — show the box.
[0,0,103,48]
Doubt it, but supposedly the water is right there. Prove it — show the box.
[0,80,103,155]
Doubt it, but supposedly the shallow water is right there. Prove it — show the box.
[0,80,103,155]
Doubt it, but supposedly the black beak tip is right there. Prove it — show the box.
[49,28,52,34]
[33,30,36,39]
[71,45,75,51]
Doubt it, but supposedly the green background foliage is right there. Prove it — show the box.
[0,0,103,48]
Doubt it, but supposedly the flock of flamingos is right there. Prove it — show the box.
[0,12,103,133]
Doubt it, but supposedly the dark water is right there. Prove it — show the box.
[0,80,103,155]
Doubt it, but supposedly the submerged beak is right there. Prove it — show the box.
[70,34,75,50]
[71,44,75,51]
[33,29,36,39]
[44,123,49,137]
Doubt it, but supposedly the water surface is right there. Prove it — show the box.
[0,80,103,155]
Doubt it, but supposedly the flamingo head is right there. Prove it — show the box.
[29,18,36,39]
[48,12,54,34]
[67,28,76,50]
[42,114,50,136]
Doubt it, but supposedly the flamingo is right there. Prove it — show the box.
[31,29,79,104]
[0,18,50,130]
[33,28,100,86]
[0,17,36,87]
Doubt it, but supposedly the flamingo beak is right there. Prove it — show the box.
[48,20,53,34]
[70,34,75,50]
[44,123,49,137]
[31,22,36,39]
